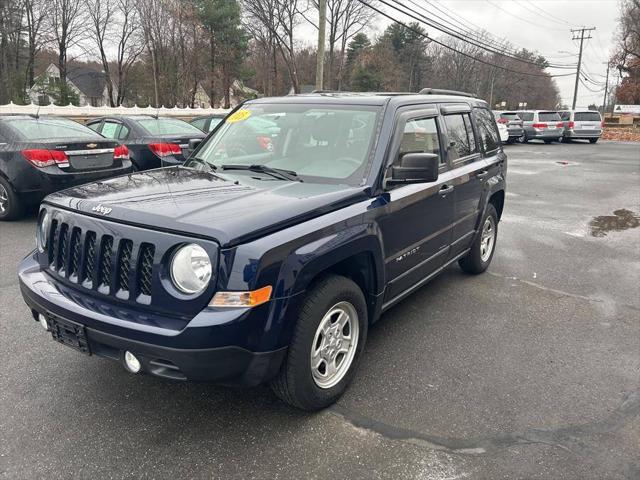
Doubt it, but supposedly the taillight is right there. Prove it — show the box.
[149,143,181,157]
[22,149,69,168]
[601,121,605,128]
[568,121,575,129]
[532,123,548,129]
[556,122,564,128]
[114,145,129,160]
[497,118,508,124]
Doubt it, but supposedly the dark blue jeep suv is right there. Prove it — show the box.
[18,90,506,410]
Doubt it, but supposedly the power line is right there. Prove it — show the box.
[408,0,578,67]
[571,27,596,109]
[389,0,577,69]
[354,0,576,79]
[484,0,567,32]
[516,0,576,27]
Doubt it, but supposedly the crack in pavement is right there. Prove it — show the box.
[330,391,640,457]
[488,271,640,312]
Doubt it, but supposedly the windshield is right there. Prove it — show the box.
[7,118,99,140]
[136,118,203,135]
[190,103,381,185]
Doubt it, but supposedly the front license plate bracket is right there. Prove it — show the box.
[49,315,91,355]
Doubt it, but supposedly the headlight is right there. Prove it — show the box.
[170,244,212,294]
[36,210,50,253]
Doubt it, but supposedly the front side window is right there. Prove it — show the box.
[474,108,501,153]
[136,118,203,135]
[7,118,99,140]
[398,117,442,164]
[444,114,475,160]
[190,103,382,186]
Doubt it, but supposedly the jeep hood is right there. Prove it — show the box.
[43,167,368,246]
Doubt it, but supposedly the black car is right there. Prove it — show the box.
[189,114,226,133]
[0,115,132,220]
[20,90,506,410]
[86,116,205,171]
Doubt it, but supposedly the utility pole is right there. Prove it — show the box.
[601,62,610,116]
[315,0,327,91]
[571,27,595,109]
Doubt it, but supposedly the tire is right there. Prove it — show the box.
[589,138,599,144]
[544,139,553,144]
[270,275,368,411]
[518,134,528,144]
[0,176,24,221]
[459,204,498,275]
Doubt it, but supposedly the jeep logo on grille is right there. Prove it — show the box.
[92,204,112,215]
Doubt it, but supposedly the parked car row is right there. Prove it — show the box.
[492,109,604,144]
[0,114,227,220]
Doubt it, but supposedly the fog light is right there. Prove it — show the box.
[38,314,49,331]
[124,351,142,373]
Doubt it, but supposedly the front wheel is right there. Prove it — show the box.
[459,204,498,274]
[270,275,368,410]
[589,138,599,144]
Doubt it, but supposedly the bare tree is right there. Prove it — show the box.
[311,0,376,90]
[84,0,116,105]
[244,0,305,93]
[114,0,143,105]
[23,0,47,91]
[49,0,88,103]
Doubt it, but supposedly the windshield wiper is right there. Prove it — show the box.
[221,164,302,182]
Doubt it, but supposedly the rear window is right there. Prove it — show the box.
[6,118,99,140]
[519,112,534,121]
[136,118,203,135]
[574,112,602,122]
[539,112,561,122]
[501,113,521,121]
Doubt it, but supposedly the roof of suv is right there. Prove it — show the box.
[248,92,487,108]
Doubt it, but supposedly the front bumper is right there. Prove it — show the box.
[19,255,287,386]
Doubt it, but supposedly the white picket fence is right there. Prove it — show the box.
[0,102,231,118]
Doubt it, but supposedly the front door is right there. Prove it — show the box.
[378,109,456,305]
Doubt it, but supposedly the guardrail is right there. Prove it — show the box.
[0,102,231,119]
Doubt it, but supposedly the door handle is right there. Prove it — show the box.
[477,170,489,179]
[439,185,454,196]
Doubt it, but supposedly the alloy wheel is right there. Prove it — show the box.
[480,216,496,262]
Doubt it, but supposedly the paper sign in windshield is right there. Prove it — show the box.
[227,109,251,123]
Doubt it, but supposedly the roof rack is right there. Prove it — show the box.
[419,88,476,98]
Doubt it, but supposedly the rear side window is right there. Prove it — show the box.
[101,121,121,139]
[443,114,476,160]
[208,117,223,132]
[399,117,443,164]
[574,112,602,122]
[6,118,98,140]
[519,112,534,121]
[473,108,501,153]
[87,121,102,132]
[539,112,561,122]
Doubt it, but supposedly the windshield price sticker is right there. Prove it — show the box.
[227,109,251,123]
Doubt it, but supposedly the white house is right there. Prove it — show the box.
[28,63,114,107]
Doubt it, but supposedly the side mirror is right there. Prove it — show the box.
[188,138,203,153]
[390,153,440,184]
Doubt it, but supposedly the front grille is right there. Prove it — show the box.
[47,222,156,301]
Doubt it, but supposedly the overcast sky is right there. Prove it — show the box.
[302,0,620,107]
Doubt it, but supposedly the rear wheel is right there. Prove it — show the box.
[270,275,368,411]
[517,134,528,144]
[589,138,599,144]
[459,204,498,275]
[544,139,553,144]
[0,176,23,221]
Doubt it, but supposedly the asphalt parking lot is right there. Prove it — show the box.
[1,140,639,480]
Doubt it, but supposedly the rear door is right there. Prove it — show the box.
[537,111,563,134]
[378,107,455,305]
[573,111,603,134]
[440,104,485,257]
